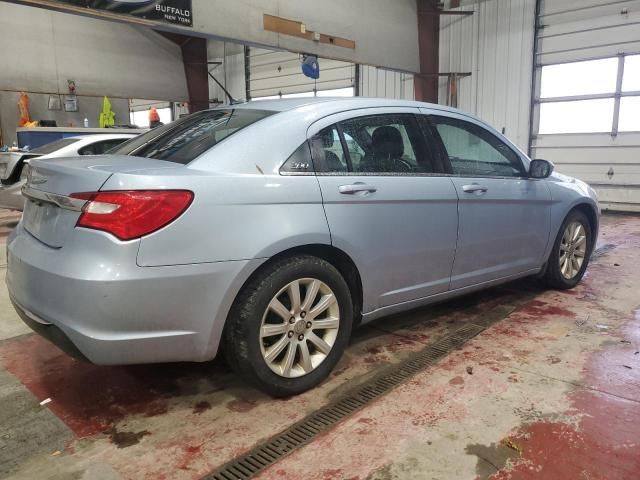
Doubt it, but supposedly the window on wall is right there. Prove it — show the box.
[539,99,615,134]
[538,55,640,135]
[540,58,618,98]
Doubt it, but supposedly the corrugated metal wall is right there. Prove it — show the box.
[439,0,536,151]
[358,66,415,100]
[531,0,640,212]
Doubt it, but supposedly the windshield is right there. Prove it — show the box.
[110,109,275,164]
[31,138,80,155]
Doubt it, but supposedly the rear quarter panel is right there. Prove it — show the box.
[99,171,331,266]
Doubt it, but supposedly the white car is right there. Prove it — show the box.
[0,134,137,210]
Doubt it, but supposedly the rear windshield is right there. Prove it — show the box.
[31,138,80,155]
[110,109,275,164]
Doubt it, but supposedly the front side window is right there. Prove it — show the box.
[431,116,525,178]
[111,109,275,164]
[310,114,436,175]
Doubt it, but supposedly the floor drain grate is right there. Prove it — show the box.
[205,296,534,480]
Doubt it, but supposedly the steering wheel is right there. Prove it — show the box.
[392,158,413,173]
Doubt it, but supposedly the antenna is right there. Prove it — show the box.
[208,62,241,105]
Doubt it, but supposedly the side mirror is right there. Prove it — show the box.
[529,159,554,179]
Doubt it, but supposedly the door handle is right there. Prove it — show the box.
[462,183,488,194]
[338,183,377,194]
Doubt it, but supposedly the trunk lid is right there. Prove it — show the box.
[22,155,180,248]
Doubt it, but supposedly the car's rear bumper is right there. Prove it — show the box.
[6,222,262,365]
[11,299,90,361]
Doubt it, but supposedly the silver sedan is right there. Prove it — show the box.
[0,134,137,211]
[6,98,599,396]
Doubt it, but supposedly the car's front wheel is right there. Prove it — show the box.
[224,255,353,397]
[544,210,593,289]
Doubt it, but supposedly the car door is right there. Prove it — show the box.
[424,111,551,289]
[309,108,459,313]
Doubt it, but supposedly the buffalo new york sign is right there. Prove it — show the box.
[60,0,193,26]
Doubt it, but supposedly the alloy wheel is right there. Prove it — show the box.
[559,221,587,279]
[259,278,340,378]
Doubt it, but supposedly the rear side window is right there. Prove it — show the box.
[110,109,275,164]
[280,142,314,174]
[309,126,348,173]
[31,138,79,155]
[310,114,437,175]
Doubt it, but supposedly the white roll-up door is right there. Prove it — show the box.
[531,0,640,212]
[248,48,356,99]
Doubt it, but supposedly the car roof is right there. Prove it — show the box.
[227,96,463,116]
[190,96,530,175]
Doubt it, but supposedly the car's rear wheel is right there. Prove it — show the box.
[544,210,593,289]
[224,255,353,397]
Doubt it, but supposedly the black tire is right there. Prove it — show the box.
[224,254,353,397]
[544,210,593,290]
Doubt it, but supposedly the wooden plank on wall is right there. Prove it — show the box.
[263,14,356,50]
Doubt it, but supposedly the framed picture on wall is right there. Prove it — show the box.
[48,95,62,111]
[64,95,78,112]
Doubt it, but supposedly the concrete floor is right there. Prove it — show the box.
[0,211,638,480]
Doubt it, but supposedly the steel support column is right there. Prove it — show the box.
[159,32,209,113]
[415,0,440,103]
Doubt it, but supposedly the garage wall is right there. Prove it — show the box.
[0,3,188,100]
[209,45,414,104]
[0,2,188,145]
[15,0,420,73]
[188,0,420,73]
[438,0,536,151]
[536,0,640,64]
[531,0,640,212]
[359,67,415,100]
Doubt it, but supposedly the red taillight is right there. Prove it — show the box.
[70,190,194,241]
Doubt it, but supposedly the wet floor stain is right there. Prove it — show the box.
[177,444,203,471]
[519,300,576,318]
[107,428,150,449]
[0,334,230,437]
[466,442,520,480]
[226,398,258,413]
[489,310,640,479]
[192,400,212,415]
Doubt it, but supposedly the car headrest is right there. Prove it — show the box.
[318,129,335,148]
[372,126,404,158]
